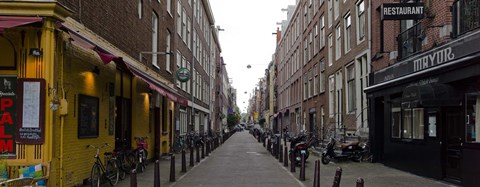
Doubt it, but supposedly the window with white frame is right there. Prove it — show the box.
[344,13,351,53]
[328,0,332,28]
[166,30,171,72]
[304,76,308,100]
[180,109,188,135]
[309,69,313,98]
[329,75,335,116]
[320,59,325,93]
[138,0,143,19]
[304,4,308,31]
[357,0,366,42]
[309,32,313,61]
[328,33,333,66]
[177,1,181,35]
[152,12,159,67]
[182,9,187,43]
[182,56,188,93]
[167,0,172,16]
[335,24,342,60]
[346,63,356,113]
[320,15,325,48]
[187,18,191,49]
[304,38,308,65]
[334,0,339,20]
[314,24,318,55]
[314,64,319,95]
[176,50,181,87]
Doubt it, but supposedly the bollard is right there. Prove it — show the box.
[332,167,342,187]
[313,160,320,187]
[263,137,266,147]
[201,143,205,159]
[181,149,187,172]
[206,140,210,156]
[190,147,194,167]
[290,151,295,172]
[154,160,160,187]
[356,177,364,187]
[284,146,289,167]
[169,154,175,182]
[279,144,283,162]
[300,153,305,181]
[196,145,200,163]
[130,169,137,187]
[267,139,271,152]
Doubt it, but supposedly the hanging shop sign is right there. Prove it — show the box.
[0,76,16,154]
[176,68,191,82]
[381,3,424,20]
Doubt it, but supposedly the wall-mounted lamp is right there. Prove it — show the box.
[91,66,100,75]
[29,48,43,57]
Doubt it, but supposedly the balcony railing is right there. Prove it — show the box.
[452,0,480,37]
[397,21,423,60]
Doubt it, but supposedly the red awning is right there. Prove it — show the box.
[127,64,188,106]
[0,16,42,33]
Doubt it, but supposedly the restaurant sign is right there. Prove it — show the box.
[373,30,480,85]
[0,76,16,155]
[381,3,424,20]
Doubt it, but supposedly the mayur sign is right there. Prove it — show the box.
[381,3,424,20]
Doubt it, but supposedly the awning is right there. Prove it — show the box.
[402,83,461,108]
[60,22,188,106]
[127,63,188,106]
[0,16,43,33]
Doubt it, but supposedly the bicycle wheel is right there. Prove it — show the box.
[90,164,101,187]
[116,158,126,180]
[128,152,138,172]
[106,159,120,185]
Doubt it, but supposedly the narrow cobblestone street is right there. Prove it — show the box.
[106,131,457,187]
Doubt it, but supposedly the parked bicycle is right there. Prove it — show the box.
[171,135,186,154]
[113,138,135,180]
[133,136,149,173]
[87,143,119,187]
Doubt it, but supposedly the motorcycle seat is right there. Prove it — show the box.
[340,141,359,149]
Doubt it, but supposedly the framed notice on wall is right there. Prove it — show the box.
[16,78,46,144]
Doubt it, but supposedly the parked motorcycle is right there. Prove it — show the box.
[289,133,317,165]
[321,138,367,165]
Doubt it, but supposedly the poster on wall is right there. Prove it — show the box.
[0,76,16,155]
[16,78,46,144]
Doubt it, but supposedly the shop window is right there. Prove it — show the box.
[466,93,480,143]
[403,108,424,139]
[391,100,424,140]
[391,102,401,138]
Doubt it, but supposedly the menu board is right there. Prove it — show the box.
[16,78,45,144]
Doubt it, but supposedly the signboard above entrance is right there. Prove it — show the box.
[381,3,424,20]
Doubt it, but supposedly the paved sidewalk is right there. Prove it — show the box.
[103,131,458,187]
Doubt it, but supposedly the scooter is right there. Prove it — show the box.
[321,138,367,165]
[289,134,317,165]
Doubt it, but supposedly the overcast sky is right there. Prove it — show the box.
[209,0,296,113]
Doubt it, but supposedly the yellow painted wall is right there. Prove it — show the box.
[59,44,117,186]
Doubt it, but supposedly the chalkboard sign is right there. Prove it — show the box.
[16,78,46,144]
[78,94,99,138]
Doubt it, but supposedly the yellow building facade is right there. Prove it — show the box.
[0,1,177,186]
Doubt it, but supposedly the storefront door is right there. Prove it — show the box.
[443,108,463,181]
